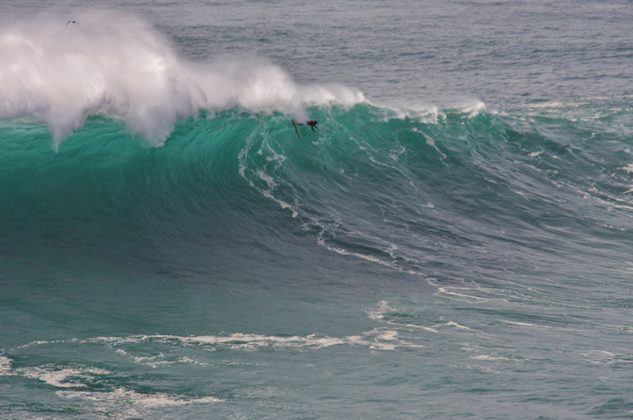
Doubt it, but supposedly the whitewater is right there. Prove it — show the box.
[1,1,633,418]
[0,11,364,148]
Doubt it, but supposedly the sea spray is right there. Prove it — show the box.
[0,11,364,148]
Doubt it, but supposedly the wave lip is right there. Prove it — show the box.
[0,11,365,148]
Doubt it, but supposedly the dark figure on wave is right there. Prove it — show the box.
[66,20,79,25]
[291,118,318,137]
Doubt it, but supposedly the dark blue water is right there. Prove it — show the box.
[1,1,632,418]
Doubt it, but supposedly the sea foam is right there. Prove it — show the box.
[0,11,365,148]
[0,355,12,375]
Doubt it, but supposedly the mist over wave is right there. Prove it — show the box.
[0,11,365,148]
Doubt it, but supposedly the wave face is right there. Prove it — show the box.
[3,100,633,418]
[2,101,633,282]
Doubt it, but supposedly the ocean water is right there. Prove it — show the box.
[1,1,633,418]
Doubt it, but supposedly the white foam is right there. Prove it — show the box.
[0,12,365,148]
[177,333,348,349]
[367,300,393,321]
[60,329,418,352]
[442,321,473,331]
[458,100,487,117]
[0,355,12,375]
[316,236,394,267]
[237,133,299,218]
[130,354,171,369]
[376,330,398,341]
[583,350,616,359]
[367,301,439,334]
[621,164,633,174]
[375,102,440,123]
[168,331,414,351]
[525,101,566,110]
[57,387,222,409]
[14,363,222,413]
[260,188,299,218]
[19,366,110,388]
[364,329,419,350]
[471,354,508,361]
[500,320,550,329]
[17,339,64,349]
[436,286,490,303]
[16,330,418,352]
[372,99,489,124]
[177,357,210,367]
[579,350,633,366]
[403,324,439,333]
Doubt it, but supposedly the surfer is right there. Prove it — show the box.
[66,20,79,25]
[291,118,318,138]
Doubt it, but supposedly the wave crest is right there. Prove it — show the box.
[0,11,365,148]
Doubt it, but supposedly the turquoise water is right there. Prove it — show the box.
[2,2,633,418]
